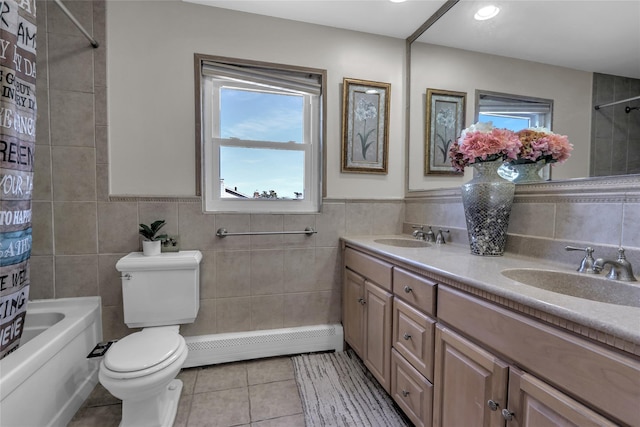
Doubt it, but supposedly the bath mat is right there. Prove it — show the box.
[291,350,411,427]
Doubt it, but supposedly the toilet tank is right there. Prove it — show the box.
[115,251,202,328]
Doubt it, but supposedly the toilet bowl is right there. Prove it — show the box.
[99,250,202,427]
[99,326,188,427]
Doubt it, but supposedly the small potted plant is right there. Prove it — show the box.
[139,220,168,256]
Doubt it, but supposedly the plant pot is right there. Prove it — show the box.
[142,240,161,256]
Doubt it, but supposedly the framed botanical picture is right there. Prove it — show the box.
[425,88,466,175]
[341,78,390,174]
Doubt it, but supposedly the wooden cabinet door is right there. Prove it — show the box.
[433,324,509,427]
[343,269,365,358]
[506,368,618,427]
[364,280,393,393]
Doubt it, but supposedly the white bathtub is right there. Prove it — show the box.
[0,297,103,427]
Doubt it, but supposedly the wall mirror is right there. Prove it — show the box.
[406,0,640,194]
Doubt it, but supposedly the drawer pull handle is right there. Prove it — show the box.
[487,400,499,411]
[401,390,410,397]
[357,297,366,305]
[501,409,514,421]
[403,333,412,340]
[403,285,412,293]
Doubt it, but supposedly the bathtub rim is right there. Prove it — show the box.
[0,296,102,401]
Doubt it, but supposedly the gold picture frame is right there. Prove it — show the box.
[341,78,390,174]
[425,88,466,175]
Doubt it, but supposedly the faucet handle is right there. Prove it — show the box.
[565,246,597,274]
[436,229,450,245]
[425,226,435,242]
[615,248,637,281]
[617,247,628,262]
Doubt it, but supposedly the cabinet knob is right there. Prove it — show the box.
[403,333,412,340]
[401,390,410,397]
[487,400,499,411]
[501,409,514,421]
[357,297,366,305]
[403,285,412,293]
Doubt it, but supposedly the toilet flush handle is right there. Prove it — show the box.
[121,273,132,280]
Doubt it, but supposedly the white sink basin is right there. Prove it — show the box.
[373,238,430,248]
[501,268,640,307]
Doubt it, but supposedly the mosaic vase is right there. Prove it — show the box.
[510,161,546,184]
[461,159,515,256]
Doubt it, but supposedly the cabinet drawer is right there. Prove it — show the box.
[393,298,436,381]
[438,285,640,427]
[393,267,436,316]
[391,348,433,427]
[345,247,392,291]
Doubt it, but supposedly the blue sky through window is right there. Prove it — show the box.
[479,113,530,131]
[220,88,305,198]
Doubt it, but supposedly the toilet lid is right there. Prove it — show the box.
[104,329,182,373]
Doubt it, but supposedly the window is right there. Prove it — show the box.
[198,57,325,213]
[475,90,554,180]
[476,91,553,131]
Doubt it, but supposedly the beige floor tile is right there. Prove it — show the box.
[247,356,295,385]
[249,380,303,422]
[188,387,251,427]
[178,368,198,395]
[194,362,248,394]
[174,394,193,427]
[82,383,120,407]
[251,414,306,427]
[68,403,121,427]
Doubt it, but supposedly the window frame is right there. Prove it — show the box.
[194,54,326,213]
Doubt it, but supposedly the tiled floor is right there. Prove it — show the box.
[69,356,306,427]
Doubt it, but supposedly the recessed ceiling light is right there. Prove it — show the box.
[474,5,500,21]
[389,0,407,3]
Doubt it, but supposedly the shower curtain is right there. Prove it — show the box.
[0,0,36,359]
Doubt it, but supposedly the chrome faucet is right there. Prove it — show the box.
[412,225,435,242]
[412,225,426,240]
[593,248,637,282]
[565,246,597,273]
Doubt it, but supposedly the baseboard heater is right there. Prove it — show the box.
[183,323,344,368]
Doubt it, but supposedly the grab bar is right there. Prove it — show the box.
[216,227,317,238]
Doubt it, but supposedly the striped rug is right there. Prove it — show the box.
[291,350,411,427]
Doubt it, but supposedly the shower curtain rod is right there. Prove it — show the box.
[53,0,99,48]
[594,95,640,110]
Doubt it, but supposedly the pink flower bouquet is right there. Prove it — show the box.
[513,127,573,164]
[449,122,522,172]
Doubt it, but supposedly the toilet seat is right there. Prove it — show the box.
[102,329,186,380]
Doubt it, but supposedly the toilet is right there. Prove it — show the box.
[99,250,202,427]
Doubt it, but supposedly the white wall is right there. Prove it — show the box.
[106,0,406,199]
[408,42,593,191]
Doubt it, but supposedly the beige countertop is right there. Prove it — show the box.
[341,235,640,354]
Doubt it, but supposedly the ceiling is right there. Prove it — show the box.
[185,0,640,79]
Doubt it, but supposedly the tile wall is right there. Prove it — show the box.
[32,0,404,341]
[591,73,640,176]
[405,187,640,267]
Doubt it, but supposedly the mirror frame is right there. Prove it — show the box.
[404,0,640,200]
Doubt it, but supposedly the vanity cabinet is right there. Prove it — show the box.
[437,285,640,427]
[433,323,618,427]
[342,243,639,427]
[343,247,393,392]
